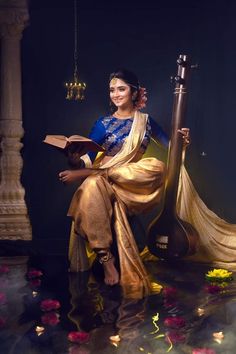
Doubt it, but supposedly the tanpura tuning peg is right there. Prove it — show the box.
[170,75,185,84]
[174,75,185,84]
[177,57,187,66]
[191,64,199,69]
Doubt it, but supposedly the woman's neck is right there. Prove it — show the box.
[114,107,135,118]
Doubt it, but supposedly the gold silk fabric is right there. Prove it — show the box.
[68,110,236,300]
[141,142,236,270]
[177,166,236,269]
[68,111,165,298]
[68,158,165,298]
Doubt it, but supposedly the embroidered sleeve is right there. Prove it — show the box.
[80,118,106,166]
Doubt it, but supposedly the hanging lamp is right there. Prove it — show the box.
[65,0,86,100]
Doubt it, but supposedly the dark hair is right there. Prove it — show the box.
[109,68,140,113]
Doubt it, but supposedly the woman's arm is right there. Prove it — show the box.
[149,116,169,148]
[59,168,99,184]
[149,116,190,148]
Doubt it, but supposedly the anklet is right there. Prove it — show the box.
[97,250,113,264]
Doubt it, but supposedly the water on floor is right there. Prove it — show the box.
[0,256,236,354]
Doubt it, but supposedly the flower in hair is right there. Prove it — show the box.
[135,86,147,110]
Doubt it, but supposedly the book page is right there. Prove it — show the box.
[68,135,91,142]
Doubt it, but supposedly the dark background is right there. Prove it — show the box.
[21,0,236,252]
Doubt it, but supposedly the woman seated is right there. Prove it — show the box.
[59,68,190,298]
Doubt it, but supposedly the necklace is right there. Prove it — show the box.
[115,111,134,118]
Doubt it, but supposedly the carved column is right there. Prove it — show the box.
[0,1,32,240]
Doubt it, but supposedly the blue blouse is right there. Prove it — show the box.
[87,115,169,163]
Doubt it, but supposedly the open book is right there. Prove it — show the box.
[43,134,105,153]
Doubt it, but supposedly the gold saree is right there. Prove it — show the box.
[68,111,165,298]
[68,110,236,299]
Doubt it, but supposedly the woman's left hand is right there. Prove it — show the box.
[59,168,92,184]
[59,170,83,184]
[178,128,191,147]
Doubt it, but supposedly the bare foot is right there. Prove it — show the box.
[102,257,119,286]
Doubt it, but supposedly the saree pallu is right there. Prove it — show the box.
[68,157,165,299]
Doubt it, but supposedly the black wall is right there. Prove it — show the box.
[21,0,236,250]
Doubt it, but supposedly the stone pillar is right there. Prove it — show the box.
[0,0,32,240]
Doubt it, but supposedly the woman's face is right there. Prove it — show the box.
[109,78,133,109]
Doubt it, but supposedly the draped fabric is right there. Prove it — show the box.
[68,110,236,299]
[68,157,165,299]
[177,166,236,269]
[68,111,165,298]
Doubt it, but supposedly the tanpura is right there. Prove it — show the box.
[147,54,199,260]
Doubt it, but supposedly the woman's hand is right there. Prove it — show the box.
[59,170,84,184]
[178,128,191,147]
[59,168,94,184]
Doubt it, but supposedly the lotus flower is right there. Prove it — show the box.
[40,299,61,311]
[41,311,60,326]
[205,268,233,282]
[164,316,186,328]
[68,331,90,344]
[27,269,43,279]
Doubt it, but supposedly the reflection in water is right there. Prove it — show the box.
[1,258,236,353]
[68,272,148,353]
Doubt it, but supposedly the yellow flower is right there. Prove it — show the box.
[205,268,233,279]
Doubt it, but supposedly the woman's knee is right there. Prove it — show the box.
[81,174,102,190]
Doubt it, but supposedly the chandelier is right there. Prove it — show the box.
[65,0,86,100]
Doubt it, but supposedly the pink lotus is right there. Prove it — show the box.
[0,317,6,329]
[40,299,61,311]
[162,287,178,298]
[164,316,186,328]
[192,349,216,354]
[41,312,60,326]
[0,265,9,274]
[165,330,186,344]
[27,269,43,279]
[0,292,7,305]
[68,331,90,344]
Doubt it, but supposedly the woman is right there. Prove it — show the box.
[59,68,190,298]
